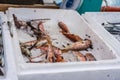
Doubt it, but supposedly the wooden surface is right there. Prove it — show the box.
[0,0,43,4]
[0,4,59,11]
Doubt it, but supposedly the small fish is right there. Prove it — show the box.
[62,32,83,42]
[46,44,55,62]
[85,53,96,61]
[73,51,86,61]
[63,39,92,51]
[21,40,36,47]
[20,46,31,57]
[13,14,28,29]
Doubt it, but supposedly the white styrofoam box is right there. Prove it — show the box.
[82,12,120,57]
[0,12,18,80]
[7,8,120,80]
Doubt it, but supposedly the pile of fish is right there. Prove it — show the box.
[0,26,4,75]
[102,22,120,42]
[13,14,96,63]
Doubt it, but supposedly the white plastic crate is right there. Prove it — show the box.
[4,8,120,80]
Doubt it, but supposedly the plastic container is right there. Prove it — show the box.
[60,0,102,14]
[6,8,120,80]
[77,0,102,14]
